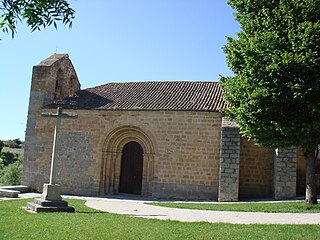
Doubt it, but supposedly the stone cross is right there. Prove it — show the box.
[41,107,77,185]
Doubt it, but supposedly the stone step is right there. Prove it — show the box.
[33,198,69,207]
[26,202,37,212]
[26,201,75,213]
[0,189,20,198]
[0,185,30,193]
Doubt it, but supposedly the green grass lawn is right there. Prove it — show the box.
[148,201,320,213]
[1,199,320,240]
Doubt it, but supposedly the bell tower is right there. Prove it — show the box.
[22,54,81,190]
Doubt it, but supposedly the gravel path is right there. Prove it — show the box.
[84,197,320,225]
[3,193,320,225]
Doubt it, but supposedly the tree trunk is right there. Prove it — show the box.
[304,147,318,205]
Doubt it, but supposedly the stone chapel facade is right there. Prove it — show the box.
[22,54,313,201]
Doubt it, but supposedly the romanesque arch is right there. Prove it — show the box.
[68,75,76,96]
[100,126,157,196]
[54,69,64,101]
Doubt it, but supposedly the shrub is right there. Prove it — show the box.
[0,160,22,185]
[0,152,18,166]
[0,140,4,153]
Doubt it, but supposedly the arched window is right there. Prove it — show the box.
[54,69,64,101]
[68,75,76,97]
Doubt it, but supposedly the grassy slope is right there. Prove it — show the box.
[148,201,320,213]
[2,147,24,155]
[1,199,320,240]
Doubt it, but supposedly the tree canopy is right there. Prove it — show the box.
[221,0,320,204]
[221,0,320,149]
[0,0,75,38]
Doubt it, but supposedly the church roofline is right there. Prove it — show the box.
[44,81,227,113]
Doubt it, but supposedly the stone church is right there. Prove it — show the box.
[22,54,314,201]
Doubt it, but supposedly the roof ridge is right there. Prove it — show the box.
[84,80,219,91]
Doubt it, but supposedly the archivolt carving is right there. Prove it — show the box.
[100,126,156,196]
[103,126,156,154]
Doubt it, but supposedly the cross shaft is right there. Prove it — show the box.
[41,107,77,185]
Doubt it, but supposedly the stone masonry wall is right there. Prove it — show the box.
[239,139,274,199]
[24,109,222,199]
[218,118,240,202]
[273,147,297,200]
[22,54,81,192]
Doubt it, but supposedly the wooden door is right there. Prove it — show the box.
[119,141,143,194]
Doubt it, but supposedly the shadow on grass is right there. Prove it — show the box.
[75,211,107,214]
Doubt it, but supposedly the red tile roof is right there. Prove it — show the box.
[47,81,226,112]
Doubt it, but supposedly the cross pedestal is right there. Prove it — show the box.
[26,107,77,213]
[42,184,62,201]
[27,188,75,213]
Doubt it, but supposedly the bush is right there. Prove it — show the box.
[0,152,18,166]
[0,160,22,185]
[0,160,4,171]
[0,140,4,153]
[0,143,24,186]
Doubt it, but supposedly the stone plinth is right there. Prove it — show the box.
[26,184,75,213]
[42,184,62,201]
[27,198,75,213]
[0,185,30,193]
[273,147,297,200]
[0,189,19,198]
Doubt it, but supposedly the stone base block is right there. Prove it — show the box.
[41,184,62,201]
[0,185,30,193]
[0,189,20,198]
[26,198,75,213]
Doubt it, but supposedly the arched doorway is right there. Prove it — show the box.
[119,141,144,194]
[100,126,156,196]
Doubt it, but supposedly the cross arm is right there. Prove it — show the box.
[41,107,78,118]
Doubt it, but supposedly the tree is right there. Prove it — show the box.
[5,138,23,148]
[221,0,320,205]
[0,140,3,152]
[0,0,75,38]
[0,151,18,165]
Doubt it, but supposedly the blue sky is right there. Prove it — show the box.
[0,0,239,141]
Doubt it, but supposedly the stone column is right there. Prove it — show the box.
[100,151,118,195]
[142,153,155,197]
[273,147,297,200]
[113,153,122,194]
[218,118,241,202]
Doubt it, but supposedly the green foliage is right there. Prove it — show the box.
[149,201,320,213]
[1,199,320,239]
[0,140,3,152]
[4,138,23,148]
[0,146,23,186]
[0,0,75,38]
[0,151,18,166]
[221,0,320,149]
[0,160,22,185]
[0,159,4,171]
